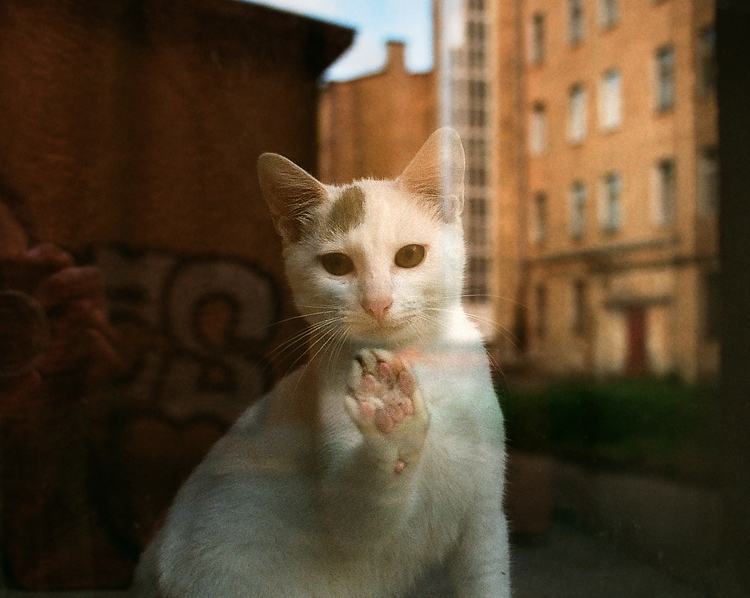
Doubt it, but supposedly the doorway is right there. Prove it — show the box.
[625,307,647,375]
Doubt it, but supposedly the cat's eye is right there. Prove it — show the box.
[394,244,425,269]
[320,252,354,276]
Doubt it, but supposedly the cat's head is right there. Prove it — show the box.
[257,128,465,347]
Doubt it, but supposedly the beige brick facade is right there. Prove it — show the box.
[495,0,719,381]
[316,0,718,382]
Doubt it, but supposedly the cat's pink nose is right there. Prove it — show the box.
[362,296,393,322]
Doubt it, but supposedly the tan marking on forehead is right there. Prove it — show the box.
[326,185,366,235]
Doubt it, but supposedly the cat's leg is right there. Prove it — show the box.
[319,350,430,550]
[344,349,430,475]
[447,492,511,598]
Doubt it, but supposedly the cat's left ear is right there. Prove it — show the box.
[257,153,328,243]
[398,128,465,222]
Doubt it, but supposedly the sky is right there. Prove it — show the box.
[245,0,434,81]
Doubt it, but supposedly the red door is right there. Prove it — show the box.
[626,308,647,375]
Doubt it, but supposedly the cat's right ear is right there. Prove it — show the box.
[257,153,328,243]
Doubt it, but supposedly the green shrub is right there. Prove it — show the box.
[499,377,717,478]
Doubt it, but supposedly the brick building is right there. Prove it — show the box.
[318,40,437,184]
[318,0,718,382]
[320,1,499,335]
[495,0,719,381]
[0,0,352,587]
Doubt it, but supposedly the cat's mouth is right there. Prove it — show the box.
[354,315,417,344]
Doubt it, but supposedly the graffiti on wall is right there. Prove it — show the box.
[92,245,281,425]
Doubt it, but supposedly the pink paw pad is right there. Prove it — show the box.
[346,350,418,436]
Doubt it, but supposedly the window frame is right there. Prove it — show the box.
[655,45,675,112]
[699,26,717,96]
[568,83,588,143]
[529,101,548,155]
[532,191,548,245]
[572,279,587,335]
[653,158,676,226]
[699,147,719,215]
[599,68,622,131]
[530,12,546,65]
[570,180,587,239]
[569,0,585,45]
[599,0,619,29]
[600,171,623,233]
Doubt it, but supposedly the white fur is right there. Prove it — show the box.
[134,132,510,598]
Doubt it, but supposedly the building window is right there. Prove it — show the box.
[467,21,486,68]
[655,45,675,111]
[654,158,676,225]
[468,79,487,99]
[466,197,488,247]
[536,284,547,339]
[699,26,717,95]
[599,0,619,28]
[468,80,487,127]
[529,102,547,155]
[468,48,485,69]
[569,0,585,44]
[466,255,489,300]
[568,84,587,143]
[570,180,587,238]
[467,165,487,186]
[469,107,486,126]
[699,147,719,214]
[703,271,720,341]
[572,279,587,335]
[599,69,622,131]
[532,192,548,244]
[466,138,487,186]
[601,172,622,233]
[530,13,545,65]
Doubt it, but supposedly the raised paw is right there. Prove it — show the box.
[345,349,423,435]
[344,350,429,473]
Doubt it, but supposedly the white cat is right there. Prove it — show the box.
[133,128,510,598]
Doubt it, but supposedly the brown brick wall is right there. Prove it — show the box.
[0,0,352,588]
[319,41,437,184]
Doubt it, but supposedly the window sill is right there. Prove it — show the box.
[599,124,621,135]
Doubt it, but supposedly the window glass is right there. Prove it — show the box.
[700,147,719,214]
[599,69,622,130]
[529,102,548,154]
[568,84,588,143]
[530,13,546,64]
[601,171,622,232]
[570,180,587,238]
[569,0,585,44]
[600,0,619,28]
[700,26,717,95]
[654,158,676,225]
[532,192,548,244]
[656,45,675,111]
